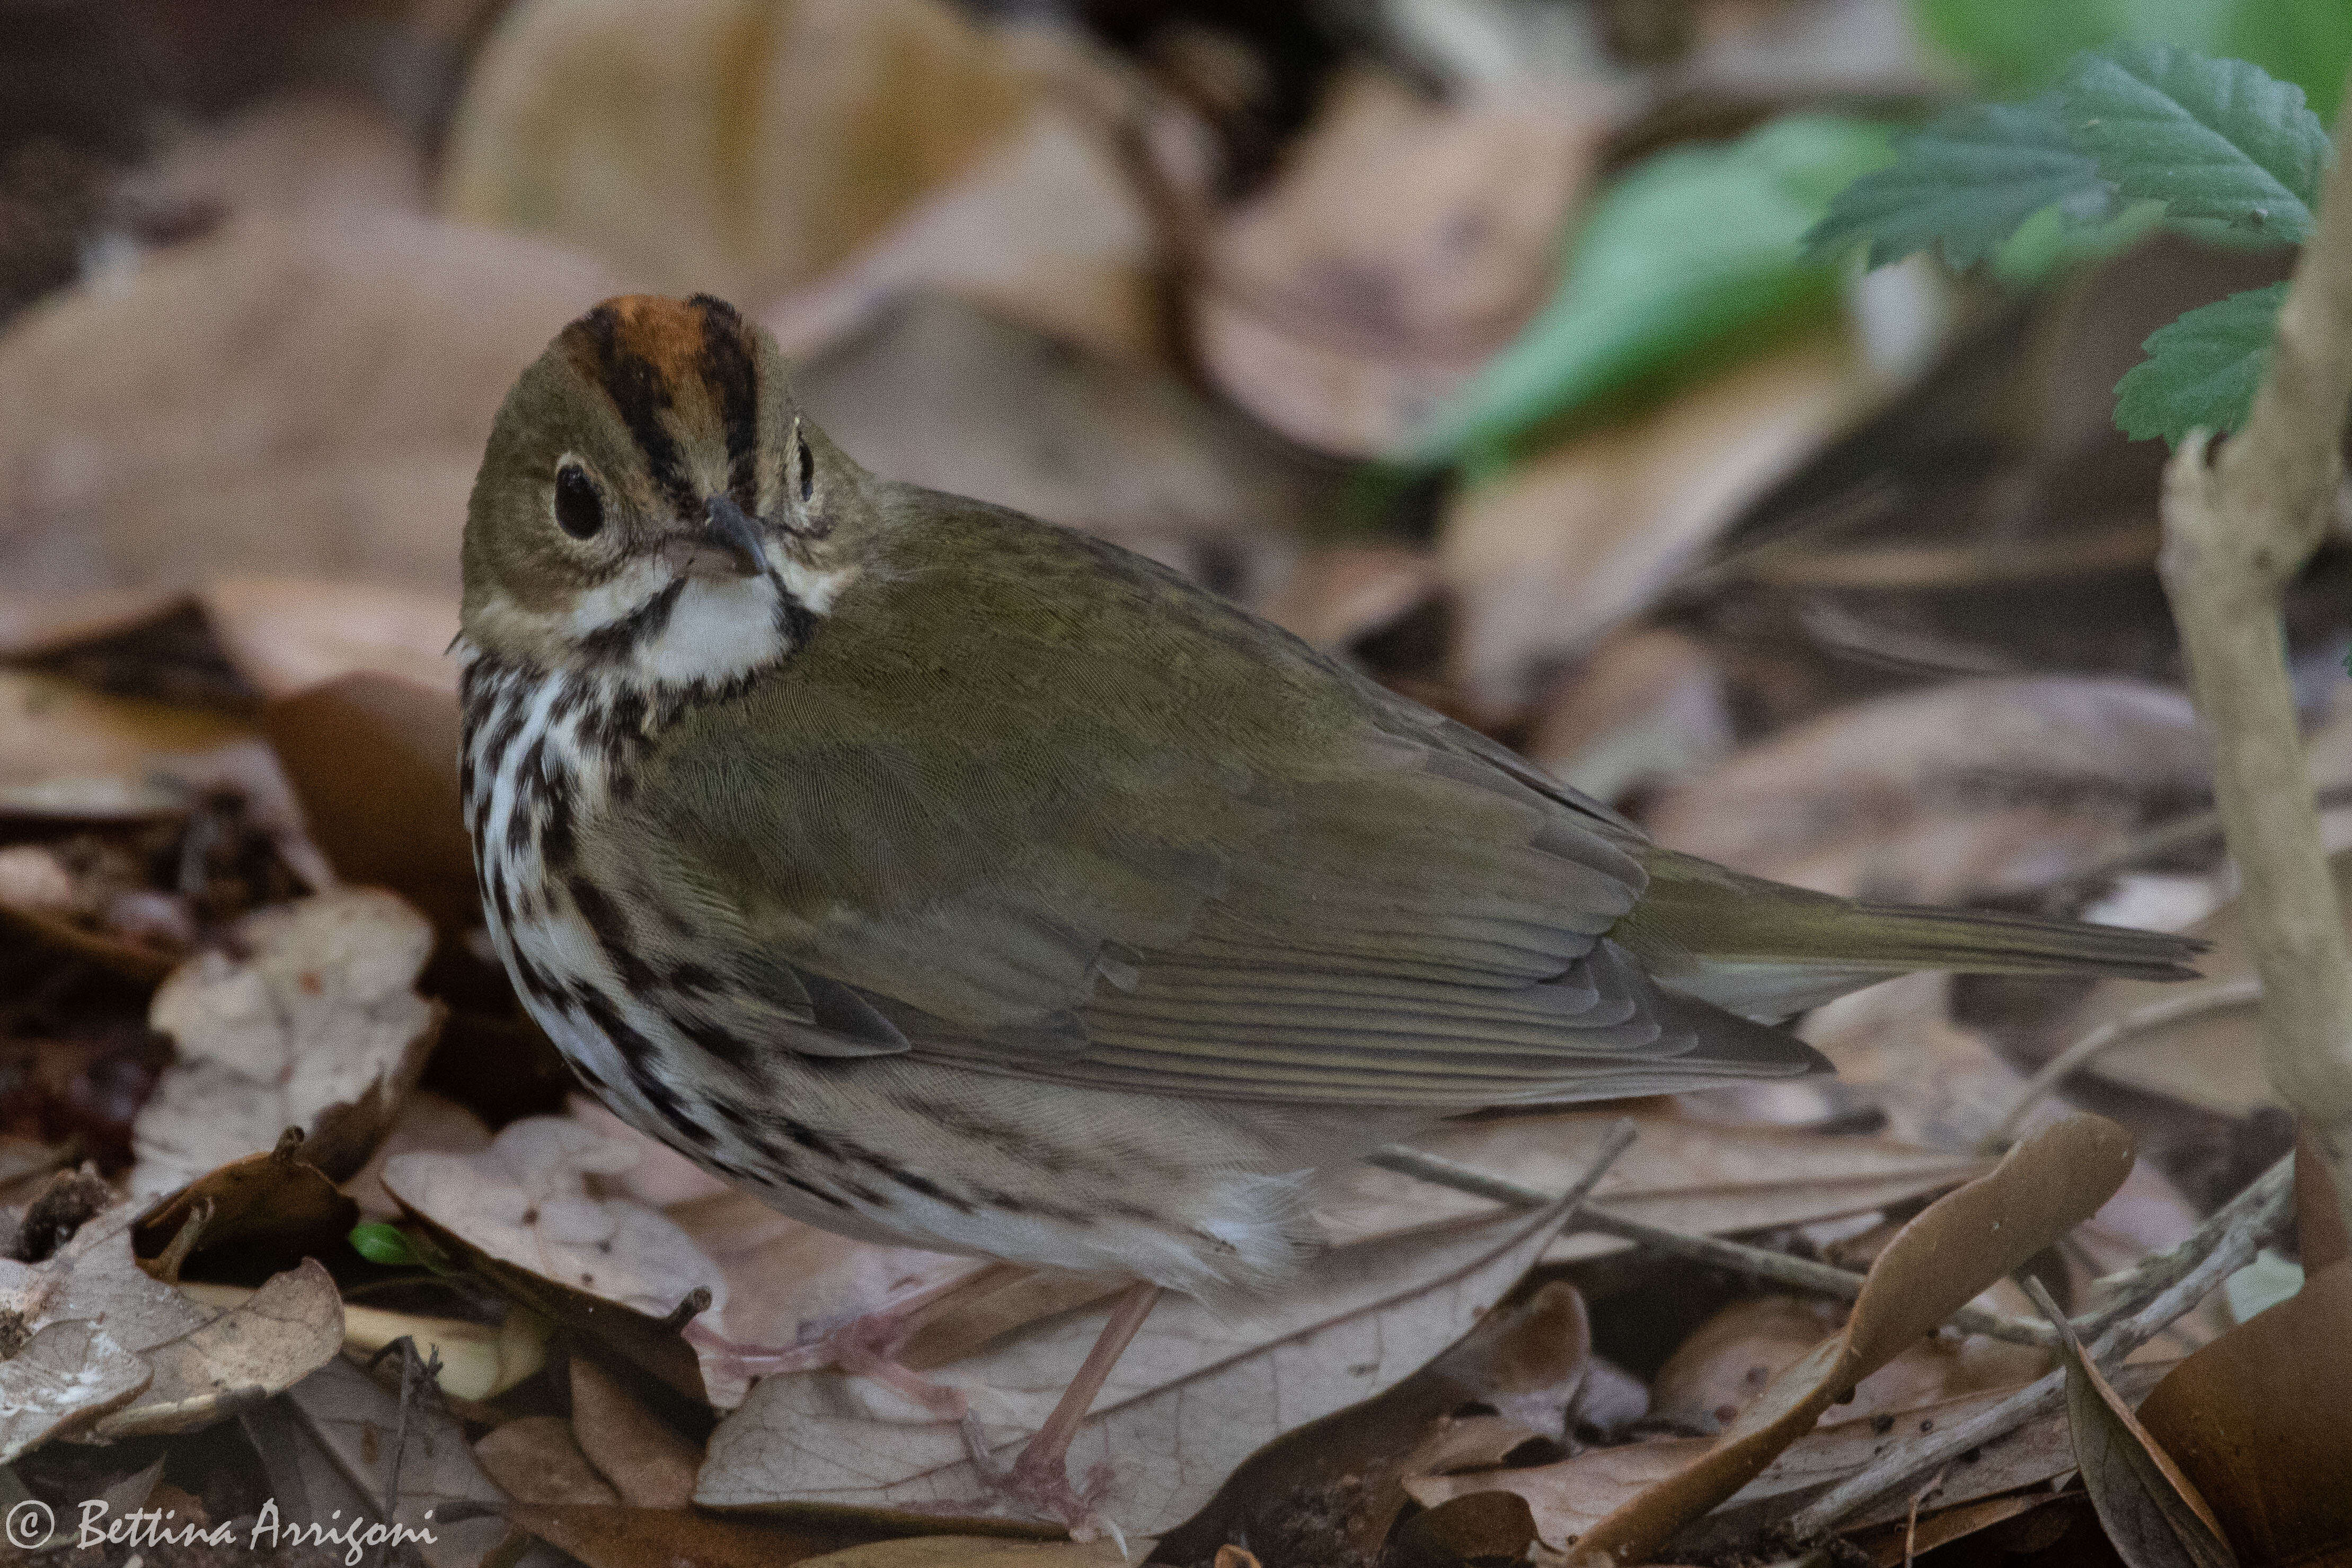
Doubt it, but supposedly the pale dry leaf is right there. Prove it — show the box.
[476,1415,623,1507]
[384,1115,729,1331]
[197,578,462,699]
[1570,1114,2135,1564]
[0,586,192,661]
[1192,69,1606,457]
[94,1257,344,1439]
[568,1358,703,1509]
[1442,331,1870,708]
[1255,545,1441,652]
[1798,973,2031,1150]
[764,94,1163,367]
[182,1278,549,1403]
[0,669,257,819]
[284,1354,516,1568]
[567,1095,724,1208]
[445,0,1040,302]
[0,1319,150,1463]
[345,1090,493,1222]
[728,1535,1131,1568]
[0,212,623,599]
[123,89,427,223]
[695,1194,1580,1534]
[1646,677,2212,903]
[134,888,444,1195]
[1524,626,1734,805]
[789,294,1327,607]
[1315,1108,1987,1253]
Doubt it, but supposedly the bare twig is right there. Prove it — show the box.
[2156,55,2352,1239]
[1988,978,2265,1148]
[1783,1149,2296,1538]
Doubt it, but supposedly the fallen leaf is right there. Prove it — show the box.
[93,1256,343,1439]
[1441,331,1869,709]
[1191,68,1605,457]
[502,1503,883,1568]
[123,88,426,224]
[476,1415,623,1506]
[1255,545,1440,652]
[786,1537,1127,1568]
[0,212,622,600]
[283,1353,518,1568]
[695,1191,1583,1534]
[0,669,255,819]
[1644,677,2210,903]
[2035,1280,2236,1568]
[133,887,445,1195]
[183,1277,549,1402]
[444,0,1040,302]
[1563,1113,2134,1563]
[344,1090,493,1221]
[789,294,1327,607]
[0,1318,150,1461]
[132,1137,359,1283]
[198,578,461,699]
[1386,1491,1539,1568]
[1524,626,1735,806]
[263,675,477,938]
[570,1357,704,1509]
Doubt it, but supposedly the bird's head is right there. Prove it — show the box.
[460,293,865,686]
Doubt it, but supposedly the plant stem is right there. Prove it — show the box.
[2155,56,2352,1243]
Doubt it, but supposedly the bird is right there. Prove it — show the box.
[455,293,2200,1530]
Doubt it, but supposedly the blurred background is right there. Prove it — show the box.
[3,0,2351,1187]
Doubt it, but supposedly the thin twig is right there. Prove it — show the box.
[1988,978,2265,1148]
[1783,1150,2296,1539]
[1365,1143,2056,1348]
[2157,52,2352,1240]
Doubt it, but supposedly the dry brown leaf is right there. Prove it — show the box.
[199,578,461,699]
[133,888,444,1194]
[132,1138,359,1282]
[1442,332,1870,708]
[1646,677,2210,903]
[1192,69,1605,458]
[0,1318,150,1461]
[1318,1108,1989,1254]
[0,669,256,819]
[1555,1114,2132,1563]
[776,1536,1129,1568]
[444,0,1040,302]
[283,1353,518,1568]
[1647,1295,2044,1436]
[93,1257,343,1439]
[263,675,476,937]
[1255,545,1440,652]
[695,1192,1581,1533]
[182,1274,547,1402]
[0,212,622,599]
[569,1358,704,1509]
[1524,626,1734,806]
[477,1415,624,1506]
[789,294,1327,607]
[344,1090,493,1221]
[503,1504,881,1568]
[2038,1283,2236,1568]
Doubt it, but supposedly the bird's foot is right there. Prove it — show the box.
[682,1312,969,1420]
[960,1415,1124,1549]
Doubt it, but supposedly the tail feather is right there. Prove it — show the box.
[1614,850,2205,1020]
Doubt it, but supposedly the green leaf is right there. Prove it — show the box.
[2227,0,2352,123]
[2063,42,2327,240]
[348,1221,422,1267]
[1910,0,2228,95]
[1414,116,1893,467]
[2113,280,2284,441]
[1807,96,2120,269]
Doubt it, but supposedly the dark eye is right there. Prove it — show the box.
[554,463,604,539]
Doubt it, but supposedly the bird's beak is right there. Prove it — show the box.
[667,495,771,580]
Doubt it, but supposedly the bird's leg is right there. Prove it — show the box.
[967,1279,1162,1539]
[682,1268,1010,1420]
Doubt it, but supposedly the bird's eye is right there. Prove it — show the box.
[554,462,604,539]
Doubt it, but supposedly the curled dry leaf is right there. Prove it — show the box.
[476,1415,624,1507]
[569,1357,704,1510]
[1192,69,1605,457]
[1646,677,2212,903]
[695,1190,1582,1534]
[199,578,461,699]
[263,675,476,938]
[501,1504,873,1568]
[0,212,622,599]
[184,1277,548,1402]
[0,669,256,820]
[0,1318,150,1461]
[94,1256,343,1439]
[790,295,1328,608]
[385,1116,727,1394]
[283,1353,517,1568]
[132,1137,358,1282]
[345,1089,493,1221]
[445,0,1040,302]
[1442,332,1869,710]
[133,887,444,1195]
[1561,1113,2134,1564]
[1318,1108,1988,1254]
[2034,1282,2237,1568]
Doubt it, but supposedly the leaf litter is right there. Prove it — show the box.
[0,4,2341,1567]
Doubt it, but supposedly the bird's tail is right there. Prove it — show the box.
[1612,850,2205,1020]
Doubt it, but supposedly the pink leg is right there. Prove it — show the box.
[971,1280,1162,1540]
[683,1269,1002,1421]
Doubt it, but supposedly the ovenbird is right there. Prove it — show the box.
[457,295,2197,1523]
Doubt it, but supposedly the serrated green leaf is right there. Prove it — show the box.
[2227,0,2352,123]
[1909,0,2229,96]
[1414,116,1892,467]
[1807,96,2120,269]
[2114,280,2284,441]
[349,1221,422,1267]
[2064,43,2327,240]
